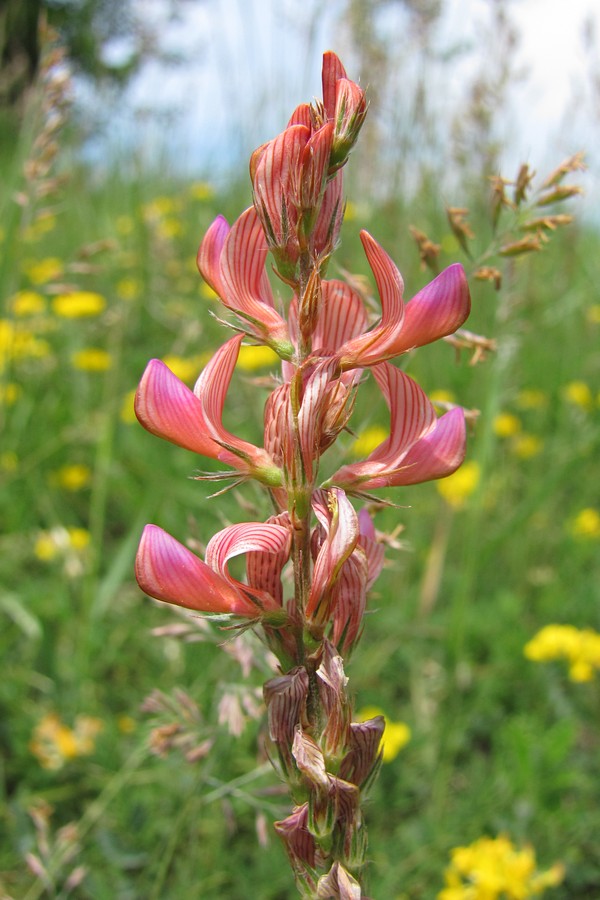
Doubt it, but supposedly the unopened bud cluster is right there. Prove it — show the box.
[134,52,471,897]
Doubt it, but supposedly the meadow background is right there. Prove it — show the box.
[1,1,599,897]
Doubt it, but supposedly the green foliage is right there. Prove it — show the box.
[1,107,599,899]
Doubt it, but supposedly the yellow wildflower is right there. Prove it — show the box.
[117,715,136,734]
[0,319,50,369]
[71,348,112,371]
[493,412,521,438]
[51,464,92,491]
[23,256,64,284]
[586,304,600,325]
[156,218,183,240]
[437,461,480,509]
[9,290,47,316]
[30,713,104,770]
[511,434,543,459]
[23,213,57,242]
[236,344,280,371]
[162,354,207,383]
[0,450,18,471]
[52,291,106,318]
[120,388,137,424]
[116,215,134,235]
[429,389,456,405]
[569,507,600,539]
[351,425,388,457]
[564,380,593,410]
[524,624,600,682]
[438,834,564,899]
[356,706,411,762]
[199,281,220,301]
[189,181,215,201]
[515,388,548,410]
[116,277,142,301]
[0,383,21,405]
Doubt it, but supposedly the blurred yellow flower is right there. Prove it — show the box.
[117,715,137,734]
[524,624,600,682]
[564,380,593,410]
[511,433,543,459]
[0,450,18,471]
[351,425,388,457]
[439,834,564,899]
[144,196,180,219]
[236,344,280,371]
[30,713,104,770]
[493,412,521,438]
[9,290,47,316]
[23,256,64,284]
[189,181,215,201]
[437,461,480,509]
[23,213,57,242]
[116,277,142,301]
[356,706,411,762]
[586,304,600,325]
[120,388,137,424]
[156,218,183,240]
[515,388,548,409]
[51,464,92,491]
[72,348,112,371]
[199,280,220,301]
[34,526,91,562]
[429,389,456,405]
[162,354,207,383]
[52,291,106,318]
[116,215,134,235]
[0,319,50,369]
[569,508,600,539]
[0,383,21,405]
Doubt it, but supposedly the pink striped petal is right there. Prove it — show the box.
[358,508,385,590]
[246,512,292,607]
[383,406,467,486]
[322,51,348,120]
[311,169,344,258]
[252,125,309,250]
[300,122,335,209]
[329,365,436,488]
[400,263,470,350]
[287,102,313,129]
[193,335,282,480]
[135,524,257,616]
[337,231,405,370]
[331,548,368,653]
[205,521,291,611]
[197,215,229,297]
[314,279,368,352]
[135,358,221,458]
[306,488,359,619]
[220,207,291,349]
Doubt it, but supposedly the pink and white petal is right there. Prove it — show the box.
[358,508,385,590]
[400,263,471,350]
[300,122,335,209]
[331,548,368,652]
[135,525,257,616]
[253,125,309,241]
[287,102,313,129]
[196,215,230,297]
[135,359,220,458]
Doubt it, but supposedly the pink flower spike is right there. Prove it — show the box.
[337,231,405,370]
[135,524,258,616]
[205,521,291,611]
[400,263,471,351]
[197,214,230,298]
